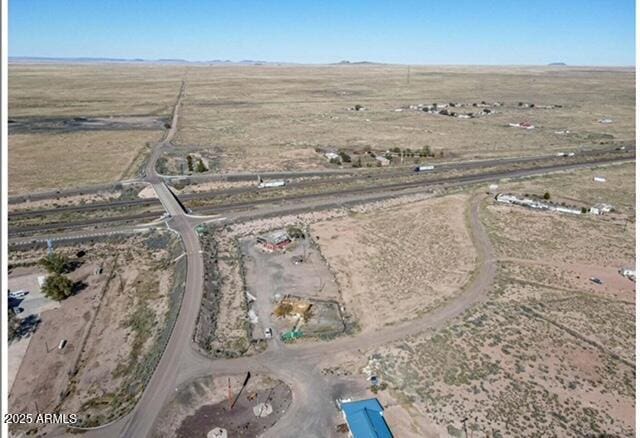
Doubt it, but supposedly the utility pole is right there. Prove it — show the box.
[462,417,468,438]
[230,372,251,410]
[406,65,410,85]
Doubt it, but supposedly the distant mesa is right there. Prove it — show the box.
[157,58,189,63]
[548,62,567,66]
[9,56,281,66]
[335,60,380,65]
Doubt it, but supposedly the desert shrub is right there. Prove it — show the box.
[195,158,208,172]
[287,226,305,239]
[338,151,351,163]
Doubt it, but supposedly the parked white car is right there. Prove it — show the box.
[9,290,28,299]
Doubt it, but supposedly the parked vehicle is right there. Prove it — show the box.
[258,179,286,189]
[589,277,603,285]
[414,165,435,172]
[9,290,28,299]
[264,328,273,339]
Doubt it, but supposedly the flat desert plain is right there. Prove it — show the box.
[9,64,634,193]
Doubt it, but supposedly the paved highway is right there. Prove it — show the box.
[8,146,633,218]
[9,153,634,239]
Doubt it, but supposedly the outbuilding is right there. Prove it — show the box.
[590,203,614,215]
[257,230,292,252]
[339,398,393,438]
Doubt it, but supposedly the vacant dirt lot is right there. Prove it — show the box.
[312,193,476,332]
[8,230,185,433]
[367,167,635,437]
[242,233,346,340]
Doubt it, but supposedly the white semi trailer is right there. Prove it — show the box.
[257,176,286,189]
[414,165,435,172]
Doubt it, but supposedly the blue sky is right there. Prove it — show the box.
[9,0,636,65]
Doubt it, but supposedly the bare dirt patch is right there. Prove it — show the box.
[311,193,476,332]
[241,232,348,341]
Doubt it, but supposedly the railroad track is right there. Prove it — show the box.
[9,153,634,237]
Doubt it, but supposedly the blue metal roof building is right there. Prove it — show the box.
[339,398,393,438]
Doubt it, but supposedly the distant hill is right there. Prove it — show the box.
[548,62,567,66]
[333,60,383,65]
[9,56,290,65]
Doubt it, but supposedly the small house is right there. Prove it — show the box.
[375,156,390,166]
[257,230,291,252]
[325,152,340,161]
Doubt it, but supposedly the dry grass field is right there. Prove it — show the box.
[312,193,476,331]
[8,131,161,194]
[9,63,634,193]
[366,164,635,437]
[175,65,634,172]
[8,64,183,194]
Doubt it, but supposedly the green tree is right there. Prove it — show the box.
[195,158,208,173]
[329,157,341,165]
[186,155,194,172]
[39,253,70,275]
[543,192,551,200]
[42,274,74,301]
